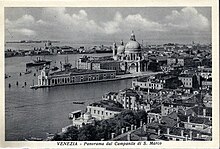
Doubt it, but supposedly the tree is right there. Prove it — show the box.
[62,126,79,141]
[78,124,97,141]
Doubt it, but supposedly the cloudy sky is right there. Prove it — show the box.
[5,7,211,44]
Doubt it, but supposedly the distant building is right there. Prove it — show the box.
[178,74,198,89]
[177,56,194,67]
[112,31,149,73]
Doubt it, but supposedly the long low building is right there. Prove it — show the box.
[34,67,116,88]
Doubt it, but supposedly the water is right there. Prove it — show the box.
[5,51,132,141]
[5,41,113,51]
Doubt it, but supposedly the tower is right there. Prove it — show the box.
[112,42,117,60]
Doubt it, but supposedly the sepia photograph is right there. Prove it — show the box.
[1,1,219,148]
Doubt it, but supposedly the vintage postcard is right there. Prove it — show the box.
[0,0,219,148]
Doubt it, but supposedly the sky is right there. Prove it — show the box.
[5,7,211,44]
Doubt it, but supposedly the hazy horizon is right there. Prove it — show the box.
[5,7,211,44]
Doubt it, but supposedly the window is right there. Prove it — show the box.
[101,111,104,115]
[94,110,96,114]
[97,110,100,114]
[106,112,108,116]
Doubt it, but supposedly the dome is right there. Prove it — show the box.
[125,31,141,53]
[125,40,141,53]
[117,45,125,54]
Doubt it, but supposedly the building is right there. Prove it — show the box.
[178,74,198,89]
[112,31,149,73]
[132,74,181,91]
[72,112,95,128]
[103,88,151,112]
[177,56,194,67]
[36,66,116,88]
[167,57,177,66]
[86,100,123,120]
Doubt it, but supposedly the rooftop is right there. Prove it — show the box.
[50,68,115,76]
[88,100,124,112]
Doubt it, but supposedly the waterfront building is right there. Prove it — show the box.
[78,31,149,74]
[86,100,123,120]
[37,66,116,88]
[112,31,149,73]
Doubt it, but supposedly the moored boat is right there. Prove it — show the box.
[72,101,85,104]
[26,57,52,67]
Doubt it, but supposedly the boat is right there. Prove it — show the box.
[26,57,52,67]
[69,110,82,119]
[72,101,85,104]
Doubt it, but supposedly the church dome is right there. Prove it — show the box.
[125,31,141,53]
[125,41,141,50]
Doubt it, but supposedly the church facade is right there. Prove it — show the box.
[112,31,149,73]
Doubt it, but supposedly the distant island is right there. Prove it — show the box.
[6,40,60,43]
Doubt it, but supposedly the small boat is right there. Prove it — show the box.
[26,57,52,67]
[72,101,85,104]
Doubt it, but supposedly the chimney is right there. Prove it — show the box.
[177,116,179,122]
[158,129,161,136]
[134,125,137,130]
[111,133,115,139]
[189,131,193,139]
[196,133,200,138]
[140,120,143,127]
[143,123,147,132]
[181,130,184,136]
[131,124,134,130]
[203,108,206,117]
[185,135,188,141]
[167,128,170,135]
[147,117,150,123]
[121,128,125,134]
[126,126,129,132]
[177,123,180,127]
[127,132,131,141]
[187,116,190,123]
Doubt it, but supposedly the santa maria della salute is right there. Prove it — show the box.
[112,31,149,73]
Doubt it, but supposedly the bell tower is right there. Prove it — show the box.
[112,42,117,60]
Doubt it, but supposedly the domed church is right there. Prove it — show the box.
[112,31,149,73]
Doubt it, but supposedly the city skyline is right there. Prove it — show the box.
[5,7,211,44]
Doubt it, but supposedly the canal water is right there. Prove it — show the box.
[5,53,133,141]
